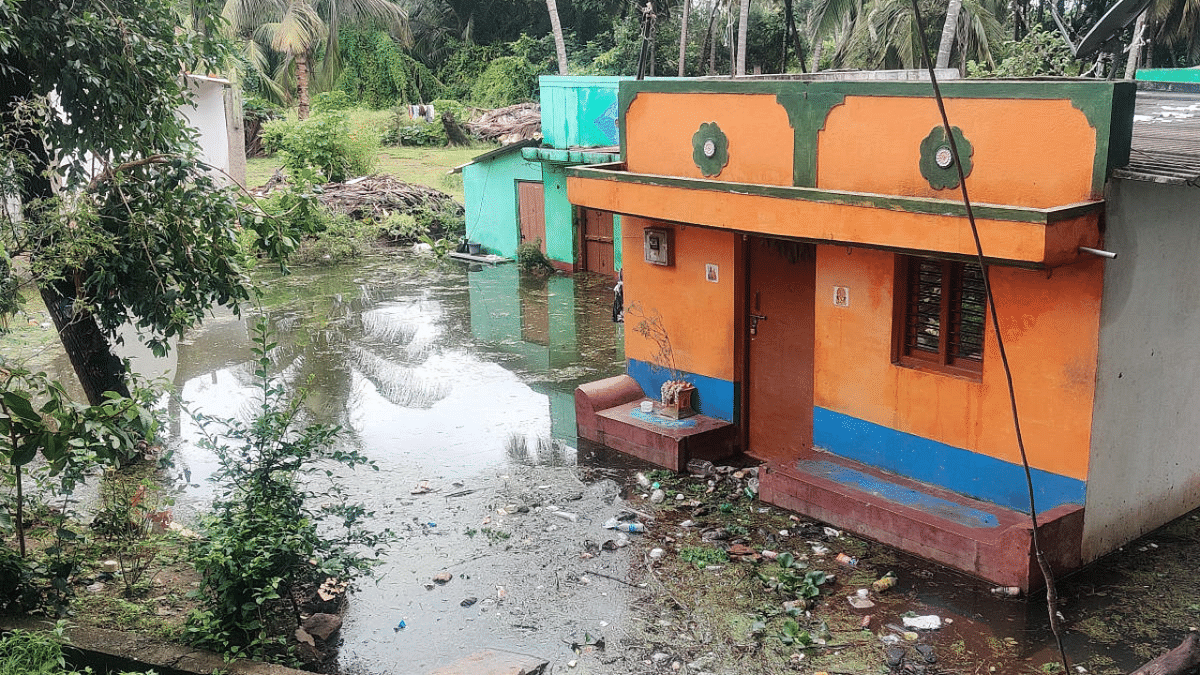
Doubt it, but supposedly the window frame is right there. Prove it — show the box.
[892,255,986,379]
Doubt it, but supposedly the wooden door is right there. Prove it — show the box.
[580,208,616,277]
[745,237,816,463]
[517,181,546,253]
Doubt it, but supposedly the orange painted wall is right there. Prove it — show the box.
[814,245,1104,480]
[624,93,794,185]
[817,97,1098,207]
[622,218,738,381]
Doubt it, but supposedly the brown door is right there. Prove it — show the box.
[580,208,616,277]
[745,237,816,463]
[517,181,546,253]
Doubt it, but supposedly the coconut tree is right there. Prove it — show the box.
[736,0,751,73]
[221,0,408,118]
[546,0,570,73]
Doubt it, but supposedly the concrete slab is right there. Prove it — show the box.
[448,251,510,265]
[424,649,548,675]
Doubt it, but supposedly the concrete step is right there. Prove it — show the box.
[759,451,1084,591]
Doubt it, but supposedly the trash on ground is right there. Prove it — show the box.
[847,593,875,609]
[552,511,579,522]
[835,553,858,567]
[394,619,406,632]
[687,459,715,476]
[991,586,1021,597]
[650,489,666,504]
[433,571,453,584]
[823,527,842,538]
[902,615,943,630]
[649,548,665,559]
[871,572,898,593]
[460,597,477,607]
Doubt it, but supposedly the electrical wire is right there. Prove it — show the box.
[905,3,1073,671]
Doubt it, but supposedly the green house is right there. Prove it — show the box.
[460,76,627,276]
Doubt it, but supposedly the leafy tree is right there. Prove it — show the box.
[0,0,302,406]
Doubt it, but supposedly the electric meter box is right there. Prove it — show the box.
[643,228,674,266]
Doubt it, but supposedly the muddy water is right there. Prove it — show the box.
[122,255,649,673]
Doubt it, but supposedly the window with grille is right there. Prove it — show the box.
[894,256,986,377]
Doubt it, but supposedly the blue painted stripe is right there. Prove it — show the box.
[798,459,1000,528]
[813,407,1085,514]
[627,359,736,422]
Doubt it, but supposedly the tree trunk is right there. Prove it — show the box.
[297,50,311,120]
[678,0,690,77]
[1123,10,1147,79]
[736,0,750,75]
[1,58,131,407]
[38,278,131,405]
[784,0,808,72]
[935,0,963,69]
[811,37,823,71]
[702,0,720,74]
[546,0,570,75]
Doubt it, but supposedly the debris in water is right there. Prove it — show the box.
[394,619,406,632]
[460,597,477,607]
[433,571,453,584]
[902,615,942,630]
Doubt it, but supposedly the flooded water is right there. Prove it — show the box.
[22,252,1197,675]
[119,255,643,673]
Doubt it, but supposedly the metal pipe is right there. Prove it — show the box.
[1078,246,1118,259]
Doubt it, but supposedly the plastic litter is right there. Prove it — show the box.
[552,511,579,522]
[902,615,942,630]
[687,459,715,476]
[990,586,1021,597]
[394,619,406,631]
[649,547,665,559]
[636,472,651,488]
[650,489,666,504]
[835,553,858,567]
[872,572,898,593]
[848,594,875,609]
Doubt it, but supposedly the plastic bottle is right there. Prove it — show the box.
[618,522,645,533]
[835,553,858,567]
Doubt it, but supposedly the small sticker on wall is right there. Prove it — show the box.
[705,264,719,283]
[833,286,850,307]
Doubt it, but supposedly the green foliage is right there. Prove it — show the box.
[517,241,554,272]
[243,97,283,124]
[184,319,391,660]
[311,90,356,114]
[261,112,379,183]
[417,234,453,257]
[93,474,173,596]
[337,26,444,109]
[414,201,466,241]
[468,56,542,107]
[0,547,41,613]
[292,214,381,265]
[679,546,729,569]
[0,624,157,675]
[756,553,828,601]
[383,116,446,147]
[967,26,1080,77]
[381,212,427,243]
[436,41,508,101]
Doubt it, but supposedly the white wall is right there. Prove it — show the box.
[1084,178,1200,561]
[179,76,231,182]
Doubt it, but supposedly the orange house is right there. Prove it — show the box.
[570,78,1140,590]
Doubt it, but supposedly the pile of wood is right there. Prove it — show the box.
[309,175,463,221]
[467,102,541,144]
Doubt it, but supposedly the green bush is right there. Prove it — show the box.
[414,201,466,241]
[469,56,541,108]
[337,27,444,108]
[382,115,446,147]
[311,90,355,113]
[292,213,381,265]
[381,212,427,243]
[261,112,378,183]
[184,321,390,661]
[518,241,554,272]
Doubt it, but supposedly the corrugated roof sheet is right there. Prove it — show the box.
[1112,88,1200,185]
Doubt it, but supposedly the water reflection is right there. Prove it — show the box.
[118,257,624,519]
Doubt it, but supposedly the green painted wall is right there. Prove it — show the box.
[1137,68,1200,83]
[463,148,541,259]
[541,163,575,266]
[540,76,623,148]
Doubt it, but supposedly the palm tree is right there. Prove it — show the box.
[679,0,691,76]
[736,0,750,74]
[546,0,570,74]
[1145,0,1200,64]
[222,0,408,118]
[935,0,963,67]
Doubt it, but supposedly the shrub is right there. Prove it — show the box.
[469,56,541,108]
[291,213,380,265]
[261,112,378,183]
[381,212,427,243]
[382,114,446,147]
[518,241,554,272]
[414,201,466,241]
[337,27,444,108]
[311,90,356,114]
[184,320,391,661]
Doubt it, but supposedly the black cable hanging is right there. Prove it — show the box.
[904,4,1073,672]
